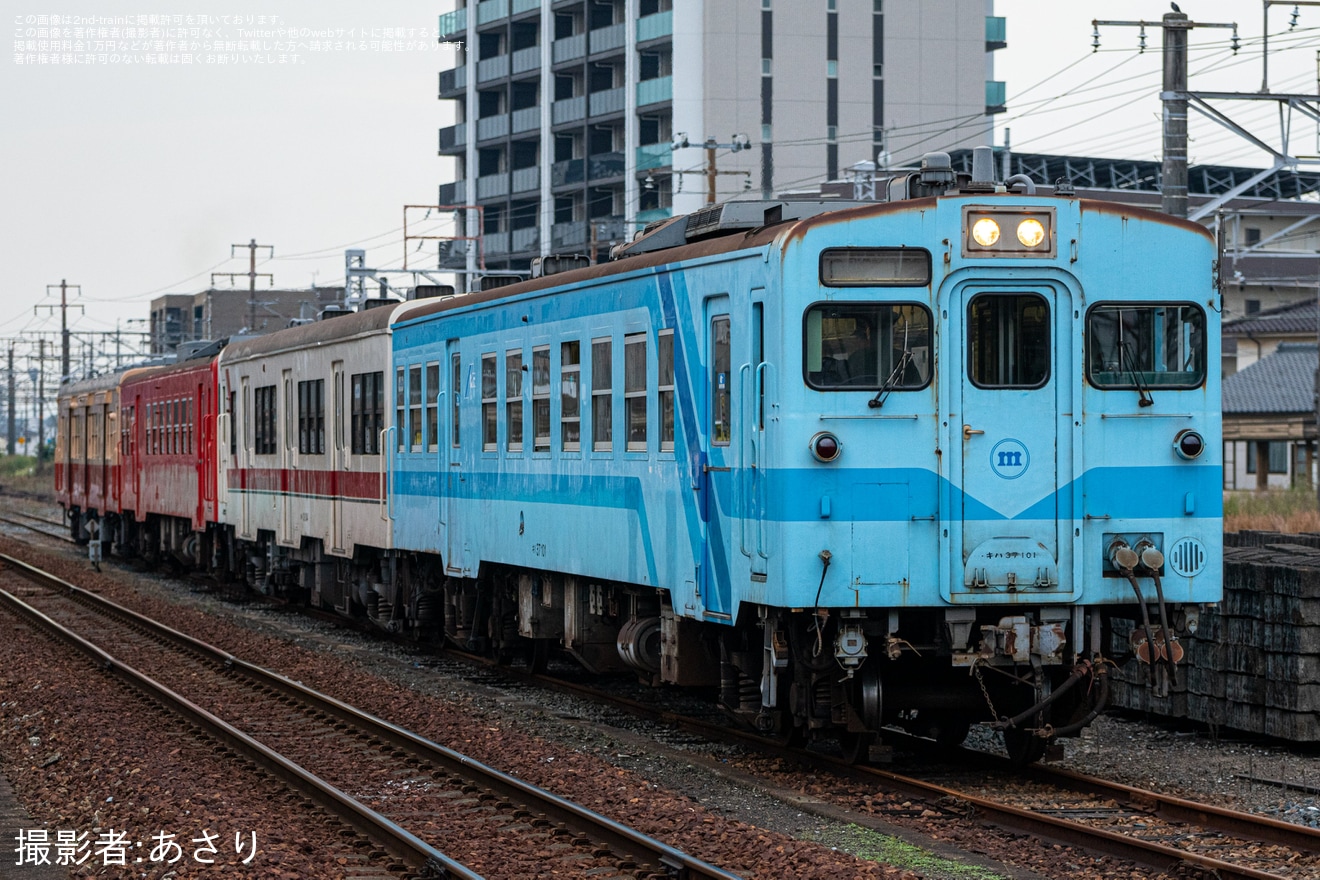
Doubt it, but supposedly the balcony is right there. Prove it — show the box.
[590,22,626,54]
[637,75,671,107]
[588,151,624,181]
[477,0,509,27]
[438,66,467,95]
[477,54,509,82]
[986,15,1007,51]
[477,174,509,199]
[512,166,541,193]
[438,181,463,205]
[512,106,540,134]
[551,158,585,187]
[512,45,541,74]
[552,222,588,250]
[637,11,672,43]
[438,123,467,152]
[513,0,540,13]
[483,230,511,254]
[589,86,625,116]
[553,33,586,63]
[552,95,585,125]
[636,207,671,225]
[636,142,671,171]
[477,115,509,141]
[986,80,1006,114]
[438,9,466,40]
[511,226,539,252]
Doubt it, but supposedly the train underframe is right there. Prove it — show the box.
[65,508,1173,765]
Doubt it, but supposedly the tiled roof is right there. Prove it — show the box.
[1223,342,1318,414]
[1223,298,1319,337]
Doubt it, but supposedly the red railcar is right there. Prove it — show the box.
[56,370,142,543]
[117,353,222,565]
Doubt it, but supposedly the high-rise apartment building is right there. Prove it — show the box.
[436,0,1004,276]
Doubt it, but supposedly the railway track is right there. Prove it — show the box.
[447,651,1320,880]
[0,552,741,880]
[0,510,70,542]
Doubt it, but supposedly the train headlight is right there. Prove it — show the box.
[971,218,1001,247]
[1016,218,1046,248]
[1174,429,1205,460]
[963,207,1055,257]
[809,431,842,463]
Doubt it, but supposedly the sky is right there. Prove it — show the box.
[3,0,1317,372]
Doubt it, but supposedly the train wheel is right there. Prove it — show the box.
[526,637,552,673]
[838,730,875,765]
[1003,725,1048,767]
[927,712,972,750]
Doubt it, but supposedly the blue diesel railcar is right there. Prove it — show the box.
[388,152,1221,762]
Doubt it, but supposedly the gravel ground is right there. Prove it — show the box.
[6,505,1320,879]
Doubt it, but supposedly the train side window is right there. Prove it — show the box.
[804,303,931,390]
[451,354,462,449]
[1086,303,1205,389]
[482,353,497,451]
[711,316,731,445]
[425,361,439,451]
[658,330,674,452]
[625,332,647,452]
[561,341,581,452]
[298,379,325,454]
[532,346,551,452]
[409,364,423,450]
[395,368,406,452]
[592,337,613,452]
[506,349,524,453]
[350,371,383,455]
[967,294,1050,389]
[254,385,278,454]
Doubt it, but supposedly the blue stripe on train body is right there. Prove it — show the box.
[389,194,1221,624]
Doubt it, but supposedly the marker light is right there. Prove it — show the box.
[1174,429,1205,460]
[971,218,1001,247]
[810,431,842,463]
[1016,218,1046,248]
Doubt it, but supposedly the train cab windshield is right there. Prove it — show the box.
[1086,304,1206,390]
[804,303,931,390]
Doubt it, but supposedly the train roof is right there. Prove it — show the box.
[59,365,156,399]
[218,299,436,363]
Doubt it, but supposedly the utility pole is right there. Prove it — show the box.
[35,339,45,473]
[673,134,753,205]
[6,345,14,457]
[36,279,84,382]
[1092,11,1239,218]
[212,239,274,333]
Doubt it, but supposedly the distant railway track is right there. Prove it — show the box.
[0,511,70,542]
[0,552,741,880]
[447,649,1320,880]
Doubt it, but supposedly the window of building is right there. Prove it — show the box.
[711,317,731,445]
[298,379,325,454]
[451,354,462,449]
[968,295,1050,389]
[532,346,551,451]
[561,340,581,451]
[761,58,771,76]
[1245,299,1261,315]
[1246,441,1290,474]
[254,385,277,454]
[827,60,837,77]
[592,337,612,452]
[658,330,674,451]
[482,353,498,451]
[409,364,423,449]
[351,371,384,455]
[426,362,440,451]
[624,333,647,452]
[506,349,523,452]
[1245,227,1261,246]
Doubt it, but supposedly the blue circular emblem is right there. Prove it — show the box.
[989,438,1030,480]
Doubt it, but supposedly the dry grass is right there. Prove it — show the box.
[0,455,55,501]
[1224,487,1320,534]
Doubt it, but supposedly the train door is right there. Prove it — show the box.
[699,296,737,620]
[239,376,252,539]
[331,361,346,553]
[281,369,294,543]
[742,297,768,580]
[200,382,213,523]
[948,282,1074,601]
[443,341,467,576]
